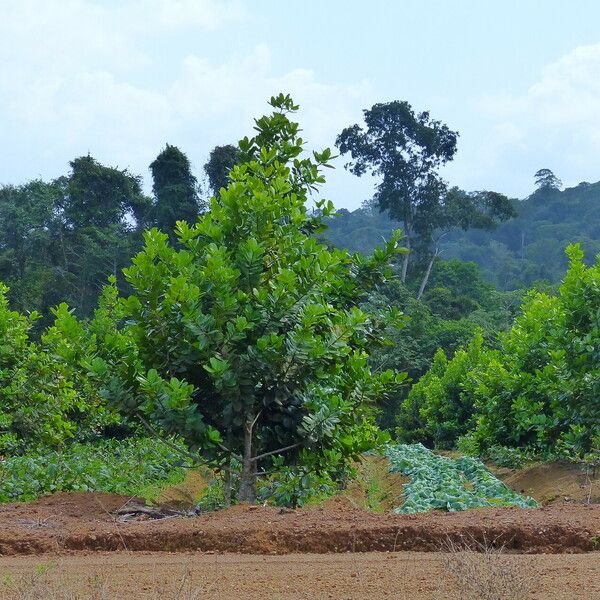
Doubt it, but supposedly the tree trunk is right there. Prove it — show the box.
[222,467,232,507]
[238,415,256,503]
[401,234,411,283]
[416,252,436,300]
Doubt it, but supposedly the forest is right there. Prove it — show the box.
[0,94,597,509]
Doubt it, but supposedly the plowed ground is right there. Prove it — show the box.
[0,492,598,556]
[0,551,599,599]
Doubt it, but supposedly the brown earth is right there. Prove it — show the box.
[0,492,598,557]
[0,551,598,599]
[496,461,600,505]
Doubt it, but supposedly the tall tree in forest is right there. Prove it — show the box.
[56,156,149,315]
[337,101,458,282]
[337,101,514,295]
[204,144,242,196]
[534,168,562,191]
[149,144,200,232]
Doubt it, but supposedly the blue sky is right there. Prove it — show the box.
[1,0,600,209]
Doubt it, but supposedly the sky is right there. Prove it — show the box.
[1,0,600,210]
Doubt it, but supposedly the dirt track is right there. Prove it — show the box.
[0,492,598,556]
[0,551,598,599]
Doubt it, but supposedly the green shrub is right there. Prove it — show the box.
[396,332,490,448]
[402,245,600,457]
[468,245,600,456]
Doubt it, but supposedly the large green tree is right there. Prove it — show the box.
[336,102,515,295]
[149,144,200,233]
[105,95,406,502]
[204,144,242,196]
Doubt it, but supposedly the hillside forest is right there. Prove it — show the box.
[0,94,598,506]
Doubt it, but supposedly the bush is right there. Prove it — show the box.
[396,332,490,448]
[407,245,600,457]
[0,284,121,455]
[468,245,600,456]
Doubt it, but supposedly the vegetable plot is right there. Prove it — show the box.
[386,444,537,513]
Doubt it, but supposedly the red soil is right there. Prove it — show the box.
[0,492,598,556]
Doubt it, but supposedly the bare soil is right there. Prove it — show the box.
[496,461,600,505]
[0,492,598,557]
[0,551,598,599]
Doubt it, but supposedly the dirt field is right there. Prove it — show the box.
[0,492,598,556]
[0,551,598,599]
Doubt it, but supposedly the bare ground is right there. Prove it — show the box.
[0,492,598,556]
[0,551,598,599]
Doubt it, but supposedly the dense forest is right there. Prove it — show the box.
[326,177,600,291]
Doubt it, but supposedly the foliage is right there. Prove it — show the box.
[411,245,600,456]
[257,458,341,508]
[365,261,519,429]
[0,438,188,503]
[0,284,122,455]
[97,94,406,502]
[0,157,149,318]
[149,144,201,233]
[396,332,491,448]
[386,444,537,513]
[465,244,600,456]
[204,144,242,196]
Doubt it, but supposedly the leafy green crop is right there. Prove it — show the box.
[386,444,537,513]
[0,438,188,503]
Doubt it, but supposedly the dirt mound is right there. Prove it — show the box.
[0,492,139,524]
[322,455,408,512]
[497,461,600,505]
[0,492,598,556]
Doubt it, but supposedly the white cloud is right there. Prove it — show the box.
[475,44,600,184]
[0,1,372,207]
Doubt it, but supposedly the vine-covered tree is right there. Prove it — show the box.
[149,144,200,233]
[204,144,242,196]
[103,95,406,502]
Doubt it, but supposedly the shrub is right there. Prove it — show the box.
[396,332,490,448]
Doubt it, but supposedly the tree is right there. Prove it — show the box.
[108,95,406,502]
[534,168,562,191]
[204,144,242,196]
[53,156,148,316]
[337,103,515,297]
[0,181,59,313]
[62,155,149,229]
[336,101,458,282]
[149,144,200,233]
